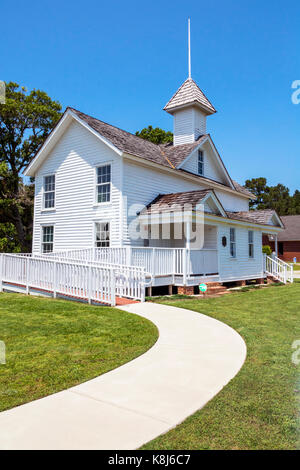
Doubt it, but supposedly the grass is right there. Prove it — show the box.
[0,293,158,412]
[293,264,300,271]
[142,280,300,450]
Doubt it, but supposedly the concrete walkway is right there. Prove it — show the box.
[0,302,246,450]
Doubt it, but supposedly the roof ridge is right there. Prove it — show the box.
[155,188,211,197]
[67,107,162,149]
[189,79,216,113]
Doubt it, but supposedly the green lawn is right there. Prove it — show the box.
[293,264,300,271]
[143,280,300,450]
[0,293,158,412]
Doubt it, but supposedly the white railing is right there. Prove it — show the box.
[264,254,294,284]
[189,249,218,276]
[41,246,218,279]
[0,254,148,304]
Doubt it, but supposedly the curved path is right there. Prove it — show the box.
[0,302,246,450]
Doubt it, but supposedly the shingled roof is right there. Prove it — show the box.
[231,181,255,198]
[163,78,216,115]
[63,108,253,199]
[140,193,280,228]
[140,189,212,214]
[276,215,300,241]
[226,209,282,226]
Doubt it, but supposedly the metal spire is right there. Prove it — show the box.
[188,18,191,79]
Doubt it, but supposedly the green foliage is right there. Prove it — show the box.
[0,82,62,251]
[0,223,21,252]
[135,125,173,145]
[244,177,300,215]
[262,245,272,256]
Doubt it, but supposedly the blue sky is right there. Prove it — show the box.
[2,0,299,192]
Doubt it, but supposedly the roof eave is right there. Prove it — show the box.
[163,101,216,115]
[24,108,123,177]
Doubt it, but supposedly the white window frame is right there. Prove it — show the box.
[43,174,56,210]
[230,227,236,258]
[248,230,254,258]
[95,163,111,205]
[198,150,204,176]
[94,221,110,248]
[41,225,54,253]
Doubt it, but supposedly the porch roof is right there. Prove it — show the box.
[226,210,284,228]
[139,189,212,215]
[139,191,283,229]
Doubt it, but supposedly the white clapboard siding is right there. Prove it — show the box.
[32,120,122,253]
[123,160,206,245]
[214,190,249,212]
[181,142,227,185]
[218,226,263,281]
[173,108,195,145]
[173,108,207,146]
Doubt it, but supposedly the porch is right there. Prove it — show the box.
[46,246,219,287]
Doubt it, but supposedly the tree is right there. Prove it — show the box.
[290,190,300,215]
[135,125,173,145]
[244,178,299,215]
[244,177,268,209]
[0,82,61,251]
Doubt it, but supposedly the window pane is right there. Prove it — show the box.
[95,222,110,247]
[248,231,253,243]
[230,243,236,258]
[230,228,235,242]
[44,191,55,208]
[42,226,53,253]
[44,175,55,208]
[42,243,53,253]
[44,175,55,192]
[43,226,53,243]
[97,183,111,203]
[97,165,111,184]
[249,244,254,258]
[198,151,204,175]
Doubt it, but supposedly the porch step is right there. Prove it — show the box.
[202,283,228,297]
[266,275,281,284]
[206,282,223,288]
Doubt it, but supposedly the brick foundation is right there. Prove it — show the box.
[178,286,195,295]
[256,278,265,285]
[235,280,246,287]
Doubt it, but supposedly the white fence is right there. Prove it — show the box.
[0,254,148,305]
[43,246,218,279]
[264,254,294,284]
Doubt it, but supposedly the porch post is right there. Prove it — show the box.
[274,234,278,258]
[186,221,191,250]
[185,219,191,280]
[126,246,132,266]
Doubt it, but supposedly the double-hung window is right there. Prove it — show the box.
[198,150,204,176]
[230,227,236,258]
[42,226,54,253]
[248,230,254,258]
[95,222,110,247]
[96,164,111,203]
[43,175,55,209]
